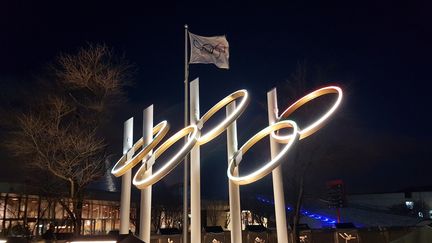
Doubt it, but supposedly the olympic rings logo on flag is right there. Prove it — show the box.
[111,86,342,189]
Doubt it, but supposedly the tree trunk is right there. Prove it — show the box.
[67,179,83,235]
[293,175,304,243]
[73,192,83,235]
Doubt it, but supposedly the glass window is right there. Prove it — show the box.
[27,222,37,235]
[0,195,136,236]
[82,202,90,219]
[19,197,26,219]
[63,200,73,219]
[105,219,113,233]
[26,197,39,218]
[55,202,64,219]
[101,205,109,219]
[95,219,103,234]
[6,197,20,219]
[92,204,100,219]
[113,207,119,219]
[114,219,120,230]
[0,196,5,219]
[4,220,10,231]
[40,199,51,219]
[109,206,117,219]
[83,219,93,235]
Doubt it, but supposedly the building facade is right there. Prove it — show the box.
[0,183,137,237]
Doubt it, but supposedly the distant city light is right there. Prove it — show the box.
[405,201,414,210]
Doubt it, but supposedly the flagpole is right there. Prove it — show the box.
[183,24,189,243]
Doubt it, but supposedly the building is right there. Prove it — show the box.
[4,178,429,238]
[0,182,263,238]
[297,188,432,228]
[0,183,137,236]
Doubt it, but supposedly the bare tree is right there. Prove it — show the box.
[207,203,220,227]
[163,206,182,228]
[150,182,183,232]
[242,196,273,227]
[281,60,343,243]
[205,201,227,227]
[4,44,131,235]
[151,204,164,233]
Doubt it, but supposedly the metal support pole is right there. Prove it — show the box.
[226,102,242,243]
[120,118,133,234]
[267,88,289,243]
[139,106,153,242]
[183,24,190,243]
[189,78,201,243]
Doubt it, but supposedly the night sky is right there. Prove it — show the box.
[1,1,431,200]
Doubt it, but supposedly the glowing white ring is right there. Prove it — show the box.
[111,121,169,177]
[227,120,299,185]
[274,86,342,142]
[133,125,199,189]
[197,89,249,145]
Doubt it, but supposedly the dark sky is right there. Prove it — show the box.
[0,1,431,200]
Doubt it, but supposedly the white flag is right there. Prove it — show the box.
[189,32,229,69]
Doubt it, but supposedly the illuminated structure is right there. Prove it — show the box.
[230,86,343,242]
[0,188,137,236]
[227,120,299,185]
[111,80,342,243]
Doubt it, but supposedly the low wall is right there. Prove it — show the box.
[7,226,427,243]
[149,226,422,243]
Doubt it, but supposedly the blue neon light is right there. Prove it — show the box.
[256,195,339,225]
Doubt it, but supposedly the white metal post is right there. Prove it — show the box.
[267,88,289,243]
[120,118,133,235]
[183,24,190,243]
[226,102,242,243]
[139,106,153,242]
[189,78,201,243]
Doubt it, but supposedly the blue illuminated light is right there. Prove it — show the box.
[255,195,342,225]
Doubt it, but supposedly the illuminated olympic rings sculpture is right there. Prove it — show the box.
[275,86,343,141]
[111,89,249,188]
[133,125,199,189]
[227,86,343,185]
[112,86,342,189]
[111,121,169,177]
[227,120,299,185]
